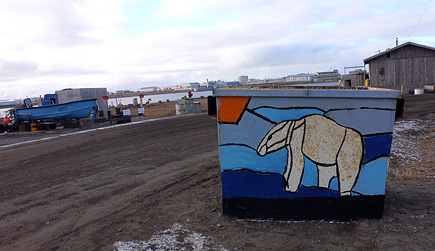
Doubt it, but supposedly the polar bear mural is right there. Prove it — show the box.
[257,114,364,196]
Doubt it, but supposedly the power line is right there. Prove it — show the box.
[406,0,433,40]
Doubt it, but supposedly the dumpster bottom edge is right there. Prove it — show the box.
[222,196,385,219]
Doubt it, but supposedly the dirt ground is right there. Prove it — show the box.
[0,93,434,250]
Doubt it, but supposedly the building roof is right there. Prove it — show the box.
[286,73,313,77]
[363,42,435,64]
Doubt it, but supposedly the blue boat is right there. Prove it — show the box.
[14,99,97,121]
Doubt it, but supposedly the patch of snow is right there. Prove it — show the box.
[114,223,227,251]
[391,118,435,165]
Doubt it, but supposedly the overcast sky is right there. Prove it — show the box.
[0,0,434,100]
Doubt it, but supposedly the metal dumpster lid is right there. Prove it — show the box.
[213,85,401,99]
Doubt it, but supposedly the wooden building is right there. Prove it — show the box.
[363,42,435,92]
[340,69,368,87]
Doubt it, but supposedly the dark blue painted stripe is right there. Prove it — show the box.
[363,134,393,163]
[221,170,340,199]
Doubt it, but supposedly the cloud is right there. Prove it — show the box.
[1,0,435,100]
[0,0,128,48]
[0,60,39,76]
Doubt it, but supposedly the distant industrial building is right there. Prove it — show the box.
[140,86,159,92]
[214,81,240,88]
[231,71,339,86]
[286,73,314,82]
[177,82,201,90]
[247,77,286,85]
[237,75,249,84]
[363,42,435,92]
[313,70,341,82]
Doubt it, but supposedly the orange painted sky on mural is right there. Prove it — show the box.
[217,96,250,124]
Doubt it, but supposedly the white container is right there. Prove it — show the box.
[414,88,424,95]
[424,85,434,93]
[175,103,185,115]
[123,109,131,116]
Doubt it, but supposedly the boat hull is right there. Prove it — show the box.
[15,99,96,121]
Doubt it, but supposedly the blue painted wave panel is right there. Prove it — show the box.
[219,145,287,174]
[363,134,393,162]
[353,157,389,195]
[300,156,318,187]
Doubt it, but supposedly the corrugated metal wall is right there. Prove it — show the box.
[56,88,107,109]
[79,88,107,109]
[56,89,82,104]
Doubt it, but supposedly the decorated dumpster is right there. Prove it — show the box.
[213,86,401,218]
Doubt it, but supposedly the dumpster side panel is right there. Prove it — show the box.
[216,91,398,218]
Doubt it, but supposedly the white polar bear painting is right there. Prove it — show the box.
[257,114,364,196]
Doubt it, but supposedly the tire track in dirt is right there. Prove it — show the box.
[0,114,220,250]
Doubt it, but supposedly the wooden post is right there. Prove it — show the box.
[102,95,109,120]
[139,94,144,108]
